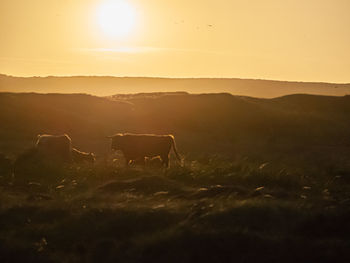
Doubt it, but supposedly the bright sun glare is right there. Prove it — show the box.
[97,0,136,37]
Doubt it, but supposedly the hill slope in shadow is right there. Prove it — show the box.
[1,92,350,171]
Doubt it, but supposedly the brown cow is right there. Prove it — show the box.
[71,148,95,163]
[145,156,163,168]
[132,156,163,168]
[35,134,72,162]
[108,133,181,167]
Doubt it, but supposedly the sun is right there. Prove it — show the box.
[97,0,136,38]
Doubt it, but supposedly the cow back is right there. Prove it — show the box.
[36,134,72,161]
[118,134,173,158]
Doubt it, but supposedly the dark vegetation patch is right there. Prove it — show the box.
[1,158,350,263]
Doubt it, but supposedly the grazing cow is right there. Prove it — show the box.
[146,156,163,168]
[108,133,181,167]
[35,134,72,162]
[71,148,95,163]
[132,156,163,168]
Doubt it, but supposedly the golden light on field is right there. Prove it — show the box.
[96,0,136,38]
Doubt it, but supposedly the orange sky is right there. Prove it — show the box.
[1,0,349,82]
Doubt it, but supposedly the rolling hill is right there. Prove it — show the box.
[1,92,350,171]
[1,91,350,263]
[1,74,350,98]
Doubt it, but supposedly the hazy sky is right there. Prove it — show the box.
[1,0,349,82]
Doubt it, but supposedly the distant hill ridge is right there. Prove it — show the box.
[1,74,350,98]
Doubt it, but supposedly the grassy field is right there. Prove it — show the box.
[1,155,350,262]
[1,92,350,262]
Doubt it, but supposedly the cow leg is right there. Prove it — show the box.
[161,154,169,168]
[125,158,131,166]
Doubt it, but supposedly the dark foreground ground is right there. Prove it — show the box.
[1,92,350,262]
[1,156,350,263]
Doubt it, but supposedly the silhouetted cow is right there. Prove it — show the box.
[36,134,72,162]
[146,156,163,168]
[108,133,181,167]
[132,156,163,168]
[72,148,95,163]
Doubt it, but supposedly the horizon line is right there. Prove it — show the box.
[1,73,349,85]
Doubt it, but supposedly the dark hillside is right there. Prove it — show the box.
[1,92,350,263]
[1,92,350,170]
[0,93,133,154]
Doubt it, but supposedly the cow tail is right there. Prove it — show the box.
[170,135,182,163]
